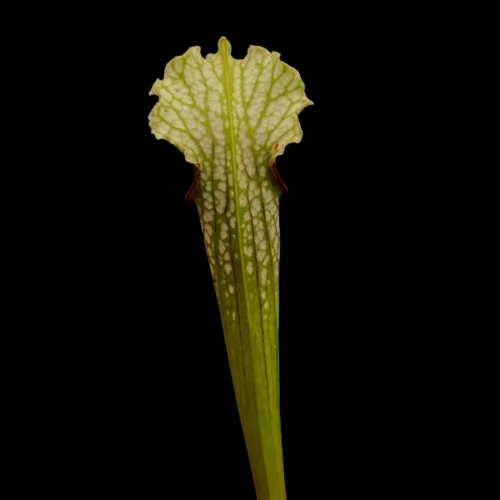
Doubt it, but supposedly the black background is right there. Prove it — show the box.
[23,23,437,498]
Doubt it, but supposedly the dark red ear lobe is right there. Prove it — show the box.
[270,158,288,195]
[185,160,287,200]
[185,162,201,202]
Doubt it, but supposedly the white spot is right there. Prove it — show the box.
[204,224,213,237]
[288,89,302,102]
[220,222,229,240]
[215,190,225,203]
[239,175,248,190]
[218,240,226,254]
[257,249,265,261]
[260,268,268,284]
[251,198,261,216]
[238,128,247,143]
[214,166,225,180]
[230,217,236,229]
[224,263,232,274]
[244,246,253,257]
[228,284,235,294]
[246,262,254,274]
[203,211,213,222]
[271,83,285,99]
[267,116,279,128]
[256,132,266,145]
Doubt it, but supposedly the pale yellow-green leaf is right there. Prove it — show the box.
[149,36,312,500]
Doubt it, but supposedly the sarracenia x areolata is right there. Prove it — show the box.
[149,36,312,500]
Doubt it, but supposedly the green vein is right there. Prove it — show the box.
[220,37,273,497]
[239,59,279,350]
[220,38,252,336]
[250,57,280,134]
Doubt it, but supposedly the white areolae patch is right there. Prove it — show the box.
[260,268,268,285]
[250,198,261,216]
[149,39,312,315]
[220,222,229,240]
[215,190,225,214]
